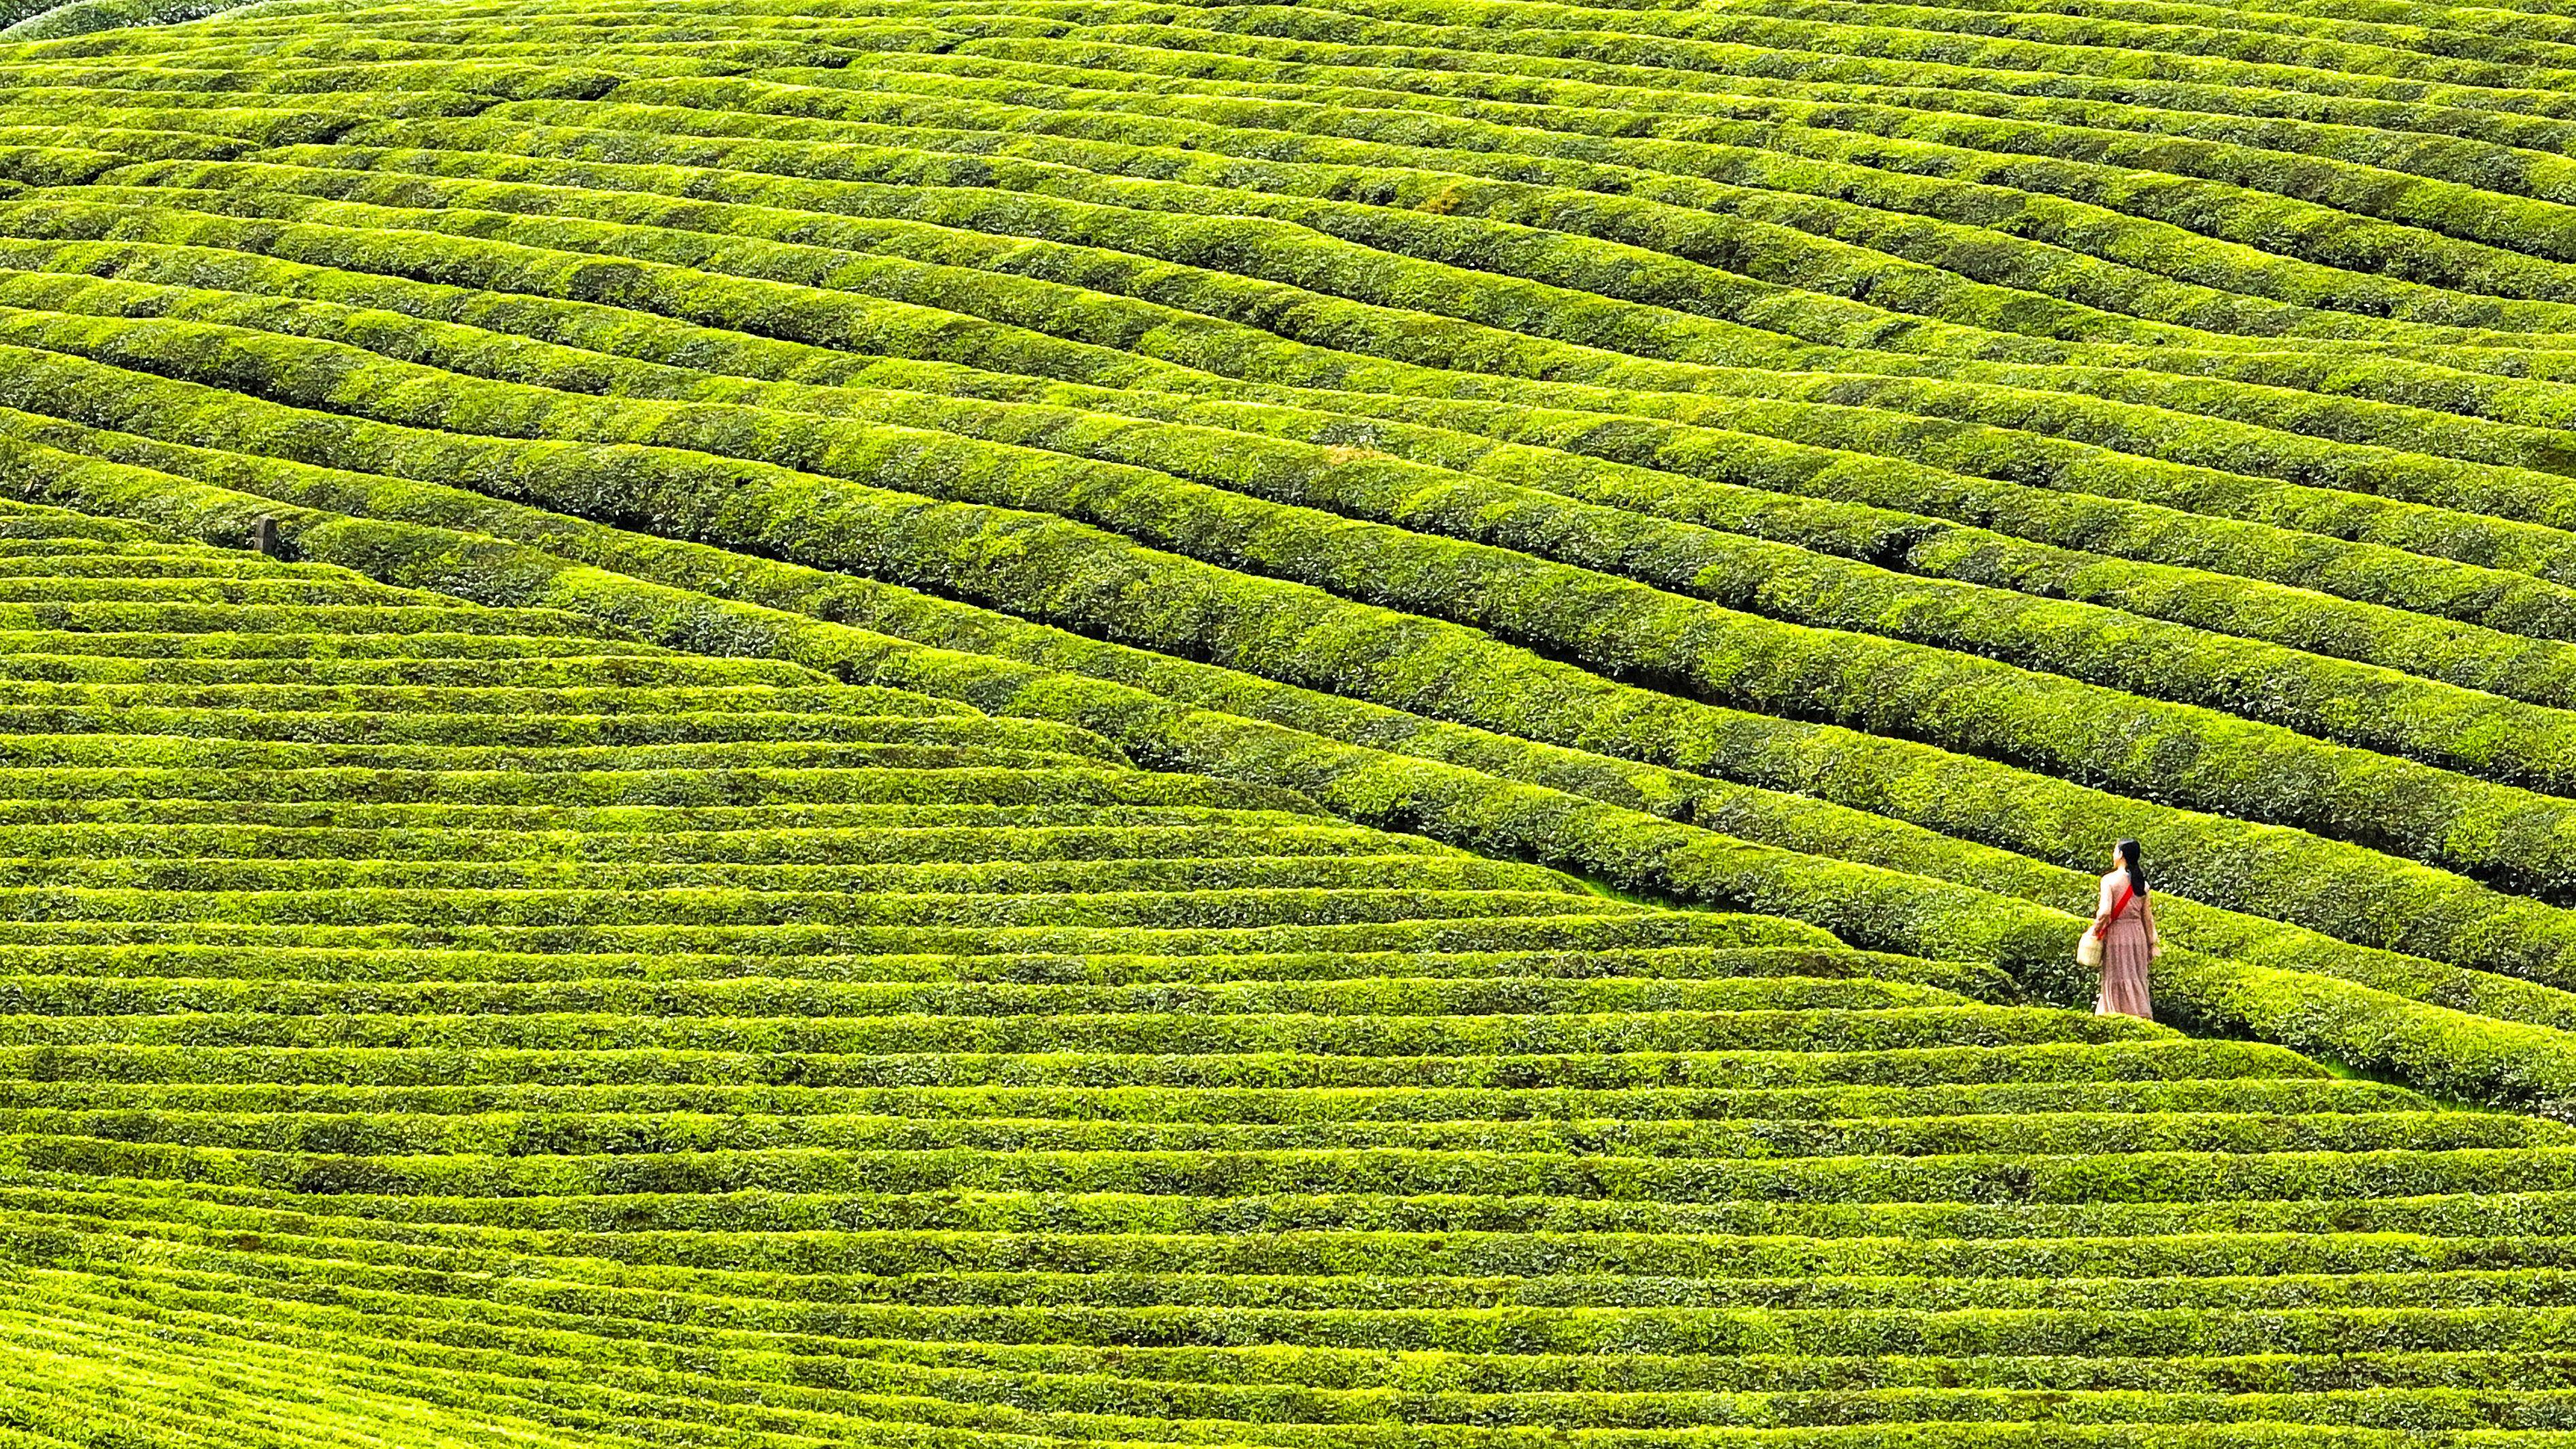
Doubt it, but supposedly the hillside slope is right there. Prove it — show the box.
[12,0,2576,1110]
[6,497,2576,1444]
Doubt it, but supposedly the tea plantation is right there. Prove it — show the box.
[10,0,2576,1437]
[0,494,2571,1442]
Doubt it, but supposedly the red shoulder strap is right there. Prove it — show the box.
[2097,881,2133,935]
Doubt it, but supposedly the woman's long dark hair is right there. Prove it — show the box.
[2115,839,2149,898]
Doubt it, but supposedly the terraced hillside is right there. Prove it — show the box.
[0,497,1843,1432]
[14,0,2576,1112]
[1,495,2574,1445]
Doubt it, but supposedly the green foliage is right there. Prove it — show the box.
[11,2,2576,1439]
[32,454,2576,1117]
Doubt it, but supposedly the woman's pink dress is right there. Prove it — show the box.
[2095,876,2156,1020]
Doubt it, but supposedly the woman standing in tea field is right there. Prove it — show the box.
[2084,839,2160,1020]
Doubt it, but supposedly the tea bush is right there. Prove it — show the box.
[8,0,2576,1439]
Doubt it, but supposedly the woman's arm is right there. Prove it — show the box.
[2090,873,2117,937]
[2143,893,2162,954]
